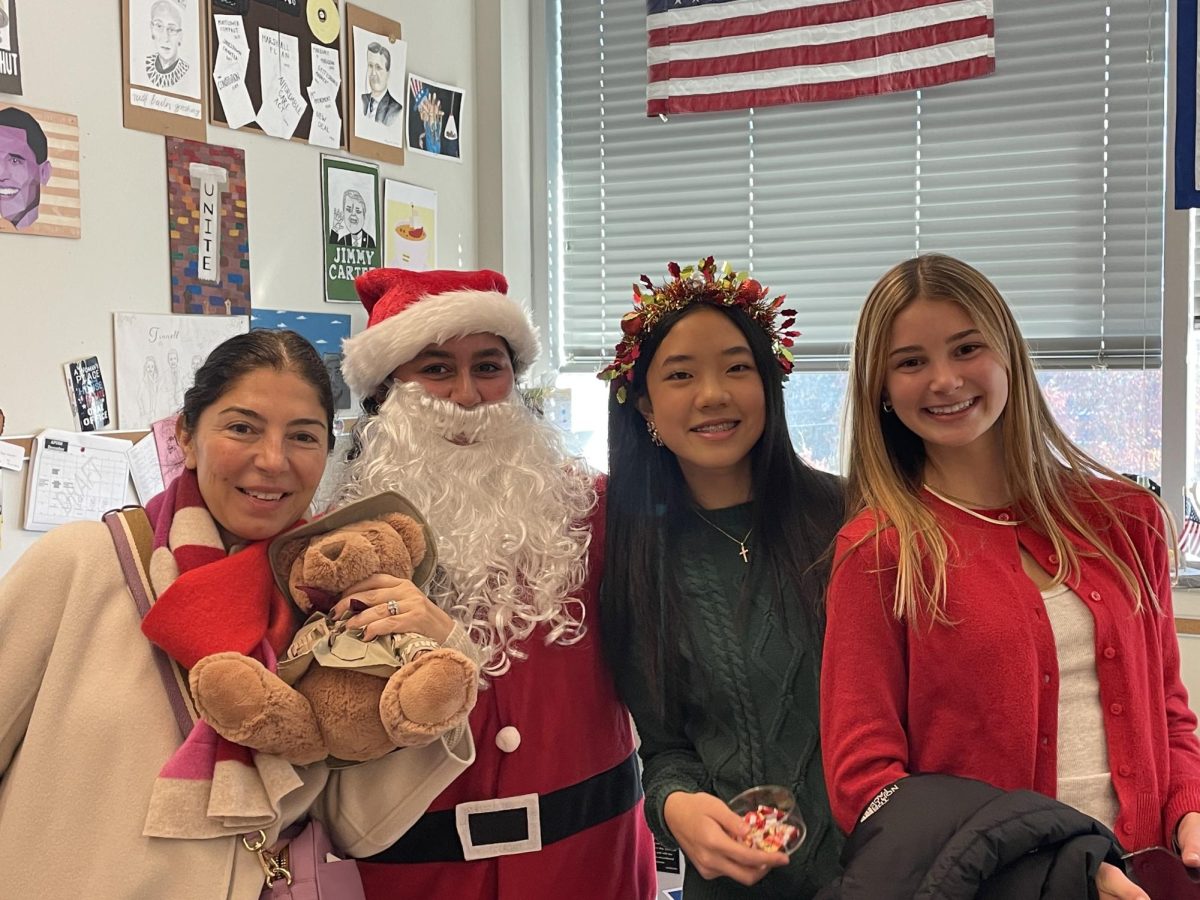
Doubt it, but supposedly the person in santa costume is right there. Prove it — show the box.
[334,267,658,899]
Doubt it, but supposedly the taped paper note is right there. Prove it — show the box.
[127,432,165,505]
[213,15,255,129]
[257,28,305,139]
[0,440,24,473]
[307,44,341,148]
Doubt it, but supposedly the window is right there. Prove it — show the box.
[550,0,1167,478]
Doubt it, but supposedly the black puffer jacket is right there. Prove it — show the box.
[814,775,1124,899]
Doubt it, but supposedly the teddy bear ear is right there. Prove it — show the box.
[275,537,308,581]
[381,513,427,567]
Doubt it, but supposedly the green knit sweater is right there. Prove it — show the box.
[615,500,843,899]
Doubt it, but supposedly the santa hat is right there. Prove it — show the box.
[341,268,540,396]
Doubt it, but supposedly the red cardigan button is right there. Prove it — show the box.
[1103,647,1117,659]
[1109,703,1124,716]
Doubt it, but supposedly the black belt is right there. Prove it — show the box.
[364,751,643,864]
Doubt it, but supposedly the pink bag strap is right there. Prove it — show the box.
[104,505,197,738]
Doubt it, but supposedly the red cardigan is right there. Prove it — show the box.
[821,480,1200,850]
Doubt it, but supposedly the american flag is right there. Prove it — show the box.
[1181,493,1200,561]
[646,0,996,117]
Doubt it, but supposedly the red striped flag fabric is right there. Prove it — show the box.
[646,0,996,117]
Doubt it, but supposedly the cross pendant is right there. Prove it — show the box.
[739,543,749,563]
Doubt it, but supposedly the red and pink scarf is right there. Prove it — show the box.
[138,469,306,839]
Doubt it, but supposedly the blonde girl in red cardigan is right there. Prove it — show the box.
[821,253,1200,899]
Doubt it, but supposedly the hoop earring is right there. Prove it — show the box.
[881,398,893,413]
[646,419,665,447]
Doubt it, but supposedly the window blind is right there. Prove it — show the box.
[553,0,1165,371]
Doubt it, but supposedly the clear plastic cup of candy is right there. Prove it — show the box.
[728,785,807,856]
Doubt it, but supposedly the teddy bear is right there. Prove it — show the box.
[188,494,478,766]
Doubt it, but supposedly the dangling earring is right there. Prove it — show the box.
[881,398,893,413]
[646,419,664,446]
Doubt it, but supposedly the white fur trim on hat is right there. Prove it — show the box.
[342,288,540,396]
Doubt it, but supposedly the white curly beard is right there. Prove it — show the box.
[333,381,597,677]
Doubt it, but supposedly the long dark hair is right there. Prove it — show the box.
[601,302,843,713]
[180,330,336,451]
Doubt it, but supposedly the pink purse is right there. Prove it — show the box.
[256,819,366,900]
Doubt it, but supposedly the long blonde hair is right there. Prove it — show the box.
[840,253,1171,624]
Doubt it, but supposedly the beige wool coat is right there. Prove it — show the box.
[0,521,474,900]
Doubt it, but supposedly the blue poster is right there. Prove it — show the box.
[251,309,353,410]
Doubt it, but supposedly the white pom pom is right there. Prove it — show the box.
[495,725,522,753]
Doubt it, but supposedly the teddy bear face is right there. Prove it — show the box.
[285,513,427,614]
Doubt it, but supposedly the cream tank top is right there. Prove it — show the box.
[1042,582,1120,829]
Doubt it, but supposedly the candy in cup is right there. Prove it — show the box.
[728,785,807,855]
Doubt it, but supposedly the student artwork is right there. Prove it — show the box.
[322,155,380,302]
[250,309,352,410]
[121,0,206,138]
[113,311,248,429]
[166,137,251,315]
[151,413,187,486]
[208,0,343,149]
[0,0,22,96]
[346,4,405,165]
[0,103,80,238]
[383,179,436,271]
[127,412,189,504]
[62,356,112,432]
[406,74,463,162]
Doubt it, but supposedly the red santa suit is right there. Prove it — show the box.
[336,267,657,899]
[356,496,657,899]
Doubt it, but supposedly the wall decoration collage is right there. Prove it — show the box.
[0,0,452,522]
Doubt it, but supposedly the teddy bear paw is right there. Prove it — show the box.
[379,648,479,748]
[189,652,328,765]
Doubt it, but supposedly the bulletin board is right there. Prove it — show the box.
[207,0,344,148]
[0,0,481,574]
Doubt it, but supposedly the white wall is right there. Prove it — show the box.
[474,0,538,365]
[0,0,484,572]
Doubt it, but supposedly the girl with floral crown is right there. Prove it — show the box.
[822,253,1200,898]
[599,258,845,897]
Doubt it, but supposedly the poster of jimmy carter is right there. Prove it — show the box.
[322,154,380,302]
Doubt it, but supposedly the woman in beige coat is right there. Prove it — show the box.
[0,330,473,899]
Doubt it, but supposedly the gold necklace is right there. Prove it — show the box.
[922,483,1020,527]
[694,509,754,563]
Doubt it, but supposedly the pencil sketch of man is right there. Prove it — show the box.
[166,348,184,411]
[360,42,402,126]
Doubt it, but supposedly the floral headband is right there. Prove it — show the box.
[597,256,799,403]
